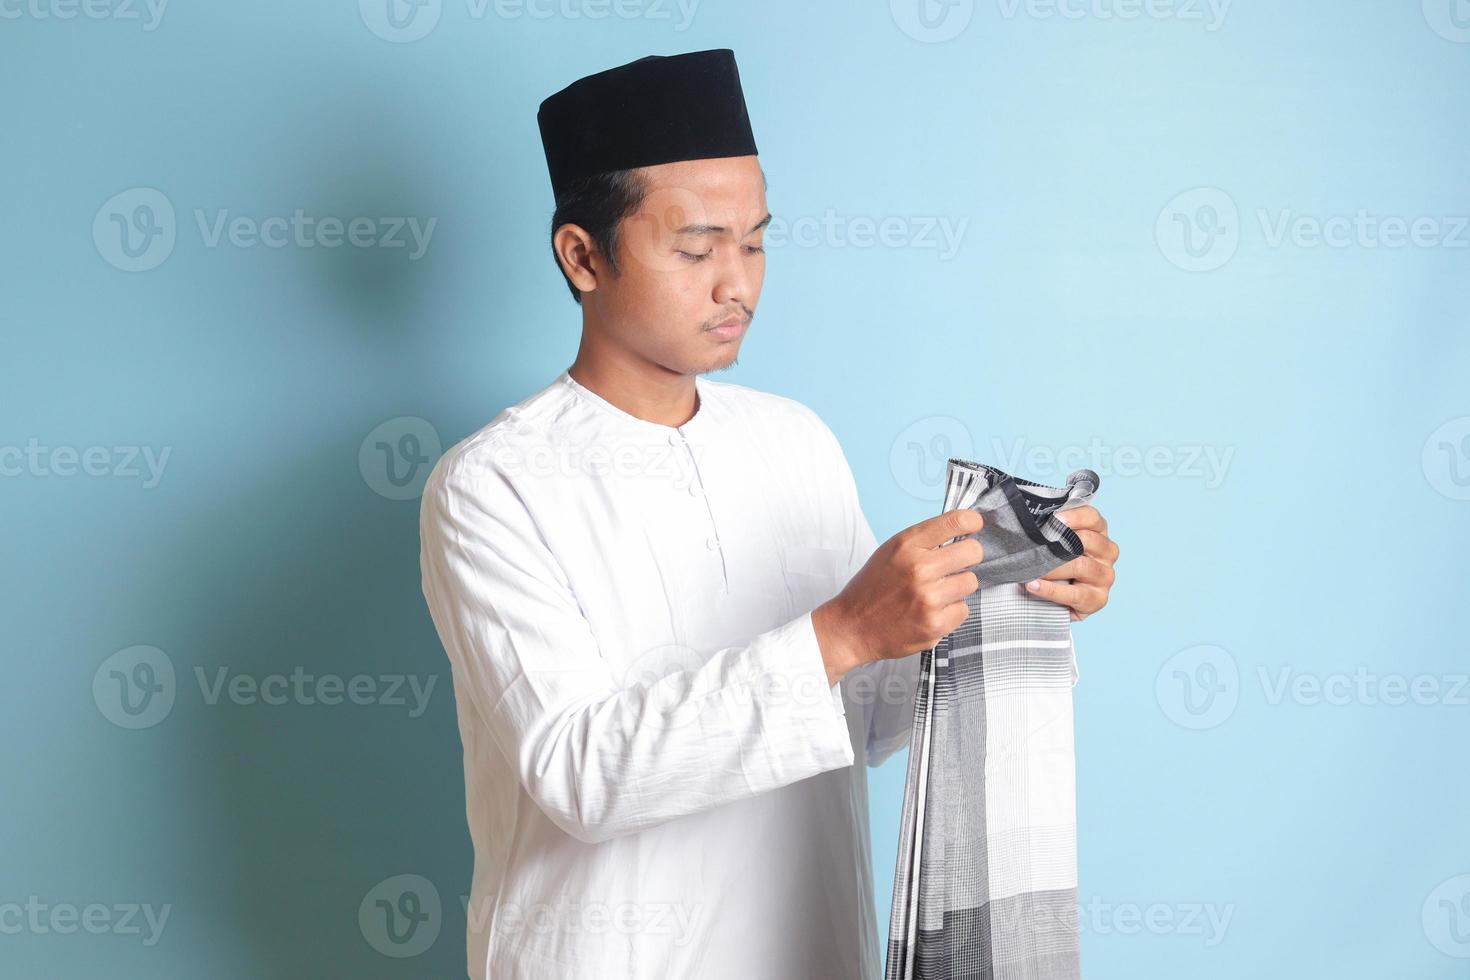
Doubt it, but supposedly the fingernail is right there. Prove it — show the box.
[1026,580,1040,591]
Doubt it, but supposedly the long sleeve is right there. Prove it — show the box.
[811,418,922,769]
[419,452,856,846]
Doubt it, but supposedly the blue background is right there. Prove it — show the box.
[5,0,1469,976]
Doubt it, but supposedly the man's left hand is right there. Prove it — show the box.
[1023,506,1119,623]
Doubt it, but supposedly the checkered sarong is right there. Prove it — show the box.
[885,459,1100,980]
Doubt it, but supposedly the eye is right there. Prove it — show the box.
[743,243,765,254]
[677,250,712,262]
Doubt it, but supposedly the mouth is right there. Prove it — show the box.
[705,316,748,341]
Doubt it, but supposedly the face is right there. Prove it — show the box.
[563,155,769,376]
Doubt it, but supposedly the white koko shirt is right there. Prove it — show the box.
[419,368,920,980]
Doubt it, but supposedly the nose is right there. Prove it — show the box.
[711,245,755,310]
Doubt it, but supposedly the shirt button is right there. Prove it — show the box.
[705,536,720,550]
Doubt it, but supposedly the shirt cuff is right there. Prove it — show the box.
[755,610,854,770]
[801,609,849,718]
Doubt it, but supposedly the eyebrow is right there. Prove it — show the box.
[675,213,772,237]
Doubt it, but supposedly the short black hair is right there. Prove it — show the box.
[548,169,649,304]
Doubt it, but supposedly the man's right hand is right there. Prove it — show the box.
[811,508,984,685]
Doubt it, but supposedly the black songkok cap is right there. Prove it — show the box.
[537,48,759,200]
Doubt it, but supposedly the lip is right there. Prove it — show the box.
[706,317,748,341]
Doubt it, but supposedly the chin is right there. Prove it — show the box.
[709,345,741,371]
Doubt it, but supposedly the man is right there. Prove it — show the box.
[418,49,1119,980]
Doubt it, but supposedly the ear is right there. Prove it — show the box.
[552,223,601,296]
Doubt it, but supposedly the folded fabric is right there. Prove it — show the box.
[885,459,1100,980]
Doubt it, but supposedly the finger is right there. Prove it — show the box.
[932,598,973,645]
[904,507,983,550]
[934,568,980,605]
[1040,554,1085,582]
[1040,555,1115,589]
[1071,529,1119,565]
[924,536,984,577]
[1025,577,1107,615]
[1055,506,1107,536]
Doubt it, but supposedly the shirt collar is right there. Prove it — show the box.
[560,369,713,442]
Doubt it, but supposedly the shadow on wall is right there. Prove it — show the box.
[298,94,452,338]
[192,92,472,971]
[178,88,554,974]
[182,421,475,970]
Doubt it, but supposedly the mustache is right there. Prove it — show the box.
[704,306,754,330]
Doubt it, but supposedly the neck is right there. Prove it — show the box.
[567,328,699,429]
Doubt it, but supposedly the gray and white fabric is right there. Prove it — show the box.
[885,459,1100,980]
